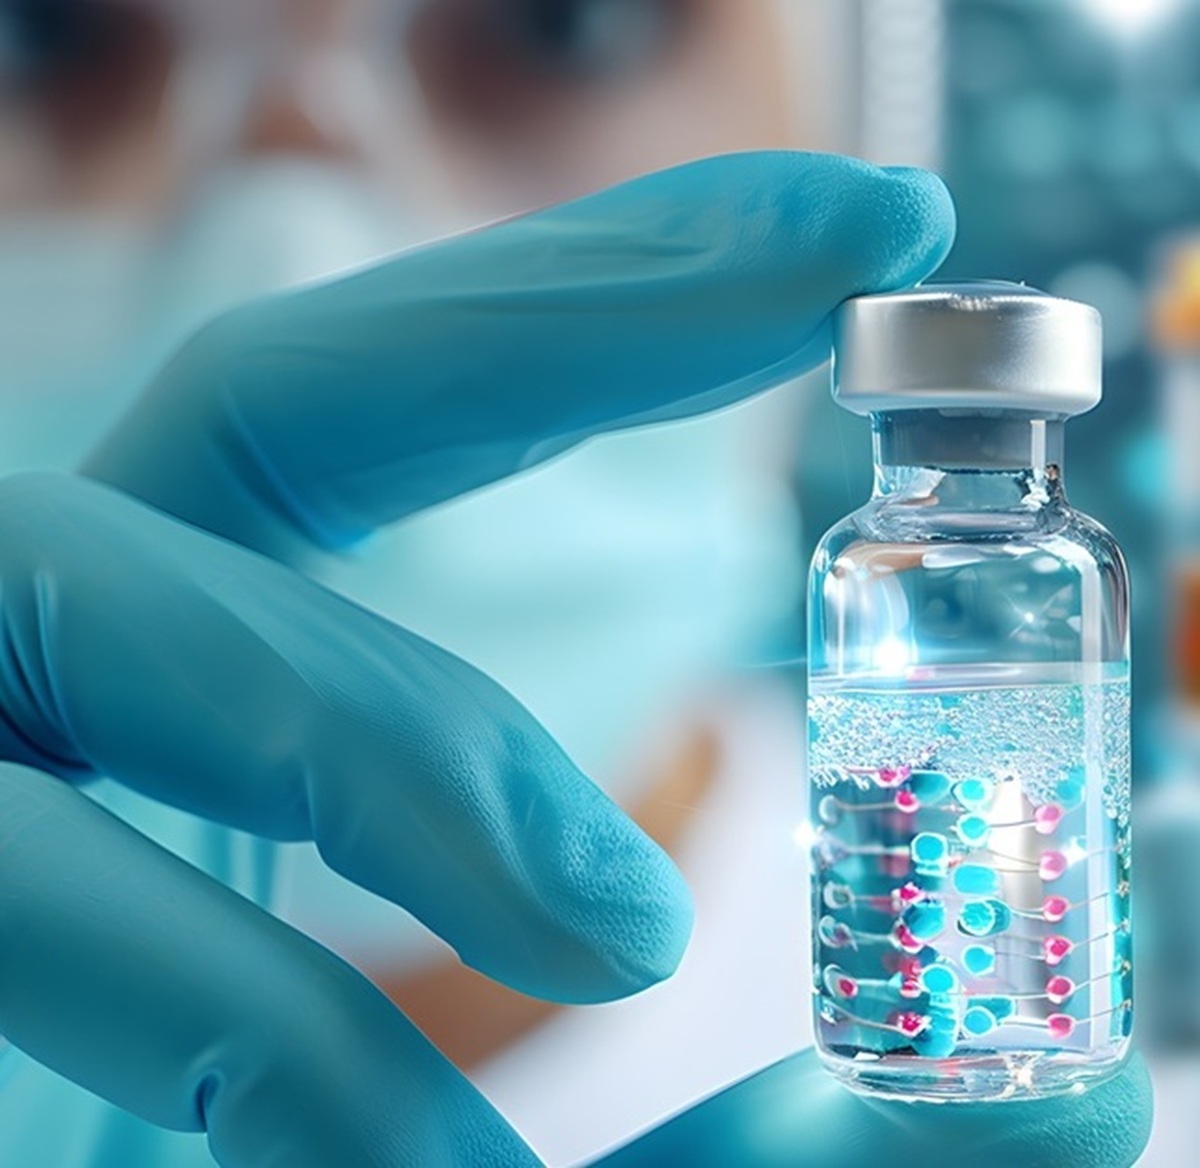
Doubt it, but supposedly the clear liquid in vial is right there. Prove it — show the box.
[808,663,1131,1100]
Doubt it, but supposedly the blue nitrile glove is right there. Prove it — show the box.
[594,1048,1154,1168]
[0,150,1147,1167]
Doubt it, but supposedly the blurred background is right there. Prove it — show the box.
[2,0,1199,1164]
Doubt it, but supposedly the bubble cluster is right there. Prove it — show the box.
[1102,684,1133,837]
[809,680,1130,826]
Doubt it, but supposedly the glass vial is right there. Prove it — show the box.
[808,282,1132,1100]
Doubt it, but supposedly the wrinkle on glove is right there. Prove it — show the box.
[85,152,954,561]
[595,1048,1153,1168]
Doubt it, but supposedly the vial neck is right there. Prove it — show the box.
[871,411,1066,508]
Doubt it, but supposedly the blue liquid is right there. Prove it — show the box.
[809,666,1131,1099]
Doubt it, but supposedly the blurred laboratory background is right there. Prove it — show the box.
[2,1,1200,1165]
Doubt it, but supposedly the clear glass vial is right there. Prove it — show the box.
[808,282,1132,1101]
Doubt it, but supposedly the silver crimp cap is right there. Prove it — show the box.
[832,280,1103,417]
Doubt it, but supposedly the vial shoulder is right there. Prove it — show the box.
[811,497,1126,567]
[1059,507,1130,582]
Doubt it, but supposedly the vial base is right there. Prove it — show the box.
[817,1044,1129,1102]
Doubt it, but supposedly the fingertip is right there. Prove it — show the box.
[1094,1050,1154,1162]
[540,805,696,1004]
[888,164,957,256]
[680,151,956,312]
[608,835,696,995]
[861,162,957,291]
[393,693,697,1006]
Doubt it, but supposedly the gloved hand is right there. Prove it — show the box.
[595,1047,1153,1168]
[0,149,1149,1166]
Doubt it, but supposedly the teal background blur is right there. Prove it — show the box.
[2,3,1198,1164]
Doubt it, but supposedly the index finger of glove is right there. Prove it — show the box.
[85,152,954,560]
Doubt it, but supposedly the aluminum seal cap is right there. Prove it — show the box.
[832,280,1103,417]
